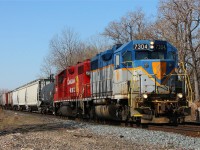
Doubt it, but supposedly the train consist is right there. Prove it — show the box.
[0,40,192,124]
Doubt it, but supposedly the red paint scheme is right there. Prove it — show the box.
[67,65,77,99]
[54,59,91,102]
[76,60,91,99]
[54,70,66,102]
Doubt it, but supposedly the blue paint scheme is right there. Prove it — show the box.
[91,48,115,71]
[99,49,114,68]
[91,54,99,71]
[90,47,116,97]
[135,59,175,84]
[113,40,178,84]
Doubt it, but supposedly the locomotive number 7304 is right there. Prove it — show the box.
[134,44,148,50]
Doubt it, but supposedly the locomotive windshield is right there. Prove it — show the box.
[135,51,165,60]
[122,51,132,66]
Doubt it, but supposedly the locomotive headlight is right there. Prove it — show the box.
[142,94,148,99]
[150,45,154,49]
[177,93,183,99]
[150,41,154,49]
[150,41,154,45]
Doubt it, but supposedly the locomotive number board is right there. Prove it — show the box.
[134,43,167,50]
[134,44,148,50]
[155,44,167,50]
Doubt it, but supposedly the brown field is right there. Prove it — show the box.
[0,108,46,131]
[0,109,149,150]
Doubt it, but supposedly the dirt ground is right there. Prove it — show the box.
[0,109,150,150]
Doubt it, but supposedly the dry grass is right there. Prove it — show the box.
[0,109,20,130]
[0,108,47,130]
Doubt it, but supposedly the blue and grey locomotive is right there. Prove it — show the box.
[91,40,190,123]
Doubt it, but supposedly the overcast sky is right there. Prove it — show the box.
[0,0,158,90]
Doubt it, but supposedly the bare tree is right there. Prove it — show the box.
[46,27,84,73]
[39,54,55,78]
[50,28,81,71]
[38,27,82,77]
[156,0,200,100]
[102,9,149,43]
[86,35,112,53]
[39,28,112,77]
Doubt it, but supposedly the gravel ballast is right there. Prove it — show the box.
[81,122,200,149]
[0,110,200,149]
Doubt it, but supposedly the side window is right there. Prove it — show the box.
[78,65,84,75]
[58,71,65,84]
[122,51,132,66]
[115,55,120,68]
[58,75,64,84]
[68,68,74,74]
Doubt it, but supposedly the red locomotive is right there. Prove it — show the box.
[54,59,91,117]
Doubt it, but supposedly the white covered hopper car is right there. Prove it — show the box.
[12,79,51,111]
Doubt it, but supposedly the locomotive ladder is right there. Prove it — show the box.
[126,61,142,117]
[80,87,85,114]
[179,62,193,102]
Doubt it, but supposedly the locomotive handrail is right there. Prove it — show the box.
[179,62,193,102]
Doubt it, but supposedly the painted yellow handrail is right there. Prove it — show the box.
[179,62,193,102]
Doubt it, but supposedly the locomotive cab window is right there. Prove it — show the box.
[135,51,149,60]
[151,51,165,59]
[135,51,165,60]
[122,51,132,66]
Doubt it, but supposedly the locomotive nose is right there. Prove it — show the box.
[152,61,167,81]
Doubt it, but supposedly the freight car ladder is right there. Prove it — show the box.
[179,62,193,102]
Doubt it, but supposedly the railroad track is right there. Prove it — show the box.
[3,109,200,138]
[146,124,200,137]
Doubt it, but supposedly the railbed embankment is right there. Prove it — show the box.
[0,109,200,149]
